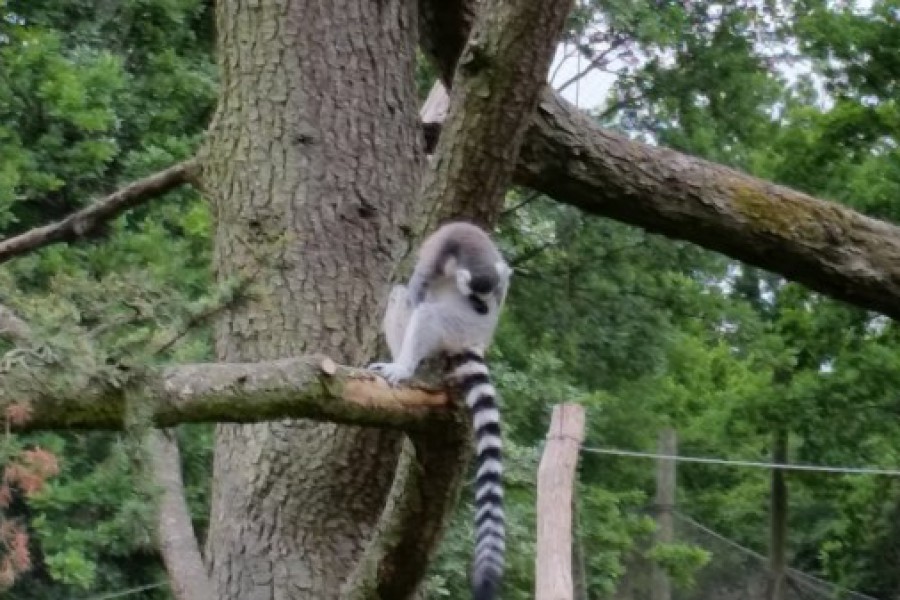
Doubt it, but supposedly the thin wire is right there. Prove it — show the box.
[567,440,900,476]
[81,581,168,600]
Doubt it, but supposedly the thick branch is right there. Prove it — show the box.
[420,2,900,318]
[342,426,471,600]
[516,91,900,319]
[7,356,451,433]
[421,0,574,227]
[0,159,199,264]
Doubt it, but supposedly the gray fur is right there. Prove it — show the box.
[370,222,510,381]
[368,222,510,600]
[408,222,507,307]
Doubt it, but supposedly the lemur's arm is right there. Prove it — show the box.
[382,285,411,361]
[370,299,443,384]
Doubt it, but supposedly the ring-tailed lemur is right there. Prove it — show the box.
[369,221,511,600]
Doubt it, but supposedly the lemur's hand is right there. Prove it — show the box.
[367,362,413,386]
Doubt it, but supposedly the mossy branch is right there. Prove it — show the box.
[4,356,452,433]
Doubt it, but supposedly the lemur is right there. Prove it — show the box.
[369,221,511,600]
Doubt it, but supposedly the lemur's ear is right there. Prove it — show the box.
[496,260,513,279]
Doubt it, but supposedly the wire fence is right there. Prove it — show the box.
[610,511,879,600]
[672,512,877,600]
[577,439,887,600]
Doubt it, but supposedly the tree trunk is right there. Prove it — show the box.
[200,0,423,597]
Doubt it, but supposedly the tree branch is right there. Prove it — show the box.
[6,356,452,433]
[0,305,212,596]
[344,0,574,596]
[419,0,900,319]
[516,91,900,319]
[420,0,574,227]
[0,159,199,264]
[342,425,471,600]
[148,429,215,600]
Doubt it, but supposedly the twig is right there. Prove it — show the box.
[152,274,257,357]
[500,190,543,218]
[0,159,199,264]
[549,42,577,85]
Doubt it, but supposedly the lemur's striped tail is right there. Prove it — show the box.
[447,349,505,600]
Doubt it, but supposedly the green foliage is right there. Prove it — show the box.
[601,1,900,596]
[0,1,216,597]
[648,542,711,589]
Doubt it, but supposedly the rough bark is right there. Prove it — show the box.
[419,1,900,319]
[341,426,471,600]
[148,429,215,600]
[517,92,900,320]
[4,355,452,433]
[200,1,423,598]
[0,160,198,264]
[421,0,574,227]
[196,0,578,595]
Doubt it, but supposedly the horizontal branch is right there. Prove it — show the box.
[0,159,199,265]
[10,356,452,433]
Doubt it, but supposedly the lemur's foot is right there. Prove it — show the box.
[368,362,413,386]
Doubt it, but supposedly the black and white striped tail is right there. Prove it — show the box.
[447,349,505,600]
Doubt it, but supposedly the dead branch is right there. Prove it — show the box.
[0,159,199,264]
[516,91,900,320]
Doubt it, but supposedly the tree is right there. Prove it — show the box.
[4,0,900,598]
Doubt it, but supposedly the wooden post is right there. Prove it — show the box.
[767,430,789,600]
[536,403,586,600]
[572,501,589,600]
[651,428,677,600]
